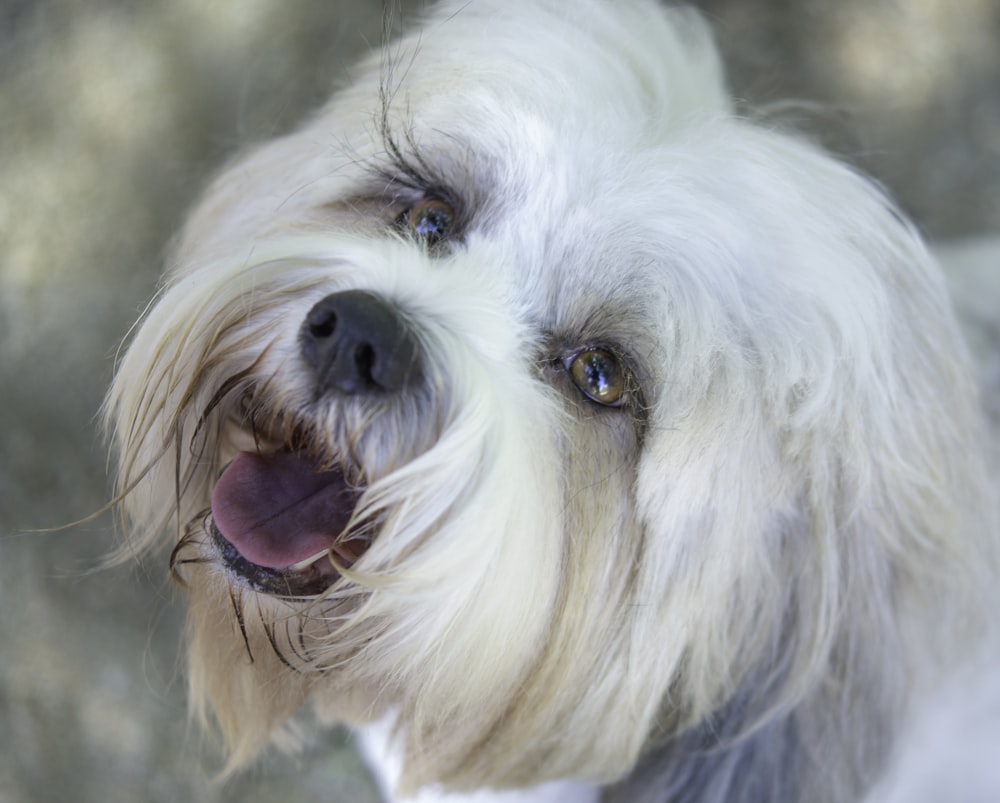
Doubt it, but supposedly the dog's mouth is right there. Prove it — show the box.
[208,449,369,596]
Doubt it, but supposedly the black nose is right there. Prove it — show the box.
[300,290,421,395]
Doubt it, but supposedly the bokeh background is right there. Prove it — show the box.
[1,1,998,801]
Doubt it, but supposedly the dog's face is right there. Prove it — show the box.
[107,0,990,796]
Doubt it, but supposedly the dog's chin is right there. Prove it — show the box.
[202,448,370,598]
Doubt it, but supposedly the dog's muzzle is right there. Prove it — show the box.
[203,290,421,596]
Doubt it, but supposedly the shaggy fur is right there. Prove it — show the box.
[106,1,1000,801]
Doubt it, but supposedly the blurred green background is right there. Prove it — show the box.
[1,1,997,801]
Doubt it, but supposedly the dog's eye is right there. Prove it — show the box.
[400,198,455,245]
[569,349,626,407]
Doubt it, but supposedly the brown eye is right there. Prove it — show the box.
[569,349,626,407]
[401,198,455,244]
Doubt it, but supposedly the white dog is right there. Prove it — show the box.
[105,1,1000,801]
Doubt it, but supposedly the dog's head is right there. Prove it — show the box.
[106,0,995,795]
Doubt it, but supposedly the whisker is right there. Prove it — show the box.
[229,587,254,664]
[284,618,310,665]
[259,609,298,672]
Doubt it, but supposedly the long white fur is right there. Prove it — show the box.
[106,1,1000,802]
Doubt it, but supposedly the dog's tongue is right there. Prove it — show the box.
[211,451,355,570]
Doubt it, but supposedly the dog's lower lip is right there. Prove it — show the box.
[208,516,364,597]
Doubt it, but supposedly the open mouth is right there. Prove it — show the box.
[208,449,369,597]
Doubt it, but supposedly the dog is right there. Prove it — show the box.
[105,1,1000,801]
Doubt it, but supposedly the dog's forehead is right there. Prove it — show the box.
[281,0,729,182]
[379,0,729,145]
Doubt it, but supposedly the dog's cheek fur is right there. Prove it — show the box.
[388,409,651,790]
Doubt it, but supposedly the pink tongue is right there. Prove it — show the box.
[210,451,356,570]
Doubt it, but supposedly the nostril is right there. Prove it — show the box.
[307,310,338,340]
[310,320,335,339]
[353,342,376,384]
